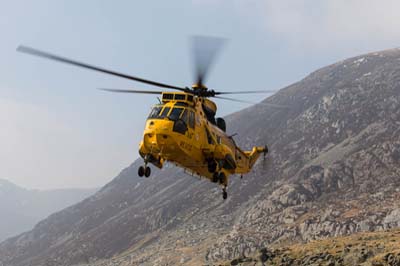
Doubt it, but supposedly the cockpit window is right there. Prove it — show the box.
[180,109,189,124]
[174,94,185,100]
[148,106,162,119]
[169,108,183,121]
[160,107,171,118]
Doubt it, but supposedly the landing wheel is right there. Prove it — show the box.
[138,166,145,177]
[208,160,217,173]
[222,188,228,200]
[144,166,151,178]
[218,172,226,185]
[212,172,219,183]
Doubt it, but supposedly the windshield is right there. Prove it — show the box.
[148,106,162,119]
[160,107,170,118]
[169,108,183,121]
[181,109,188,124]
[147,106,190,123]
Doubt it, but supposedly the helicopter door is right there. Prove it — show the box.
[205,127,214,145]
[185,110,195,139]
[188,110,195,129]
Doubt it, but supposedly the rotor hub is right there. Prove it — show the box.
[190,84,216,97]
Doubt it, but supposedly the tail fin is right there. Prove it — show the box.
[244,145,268,169]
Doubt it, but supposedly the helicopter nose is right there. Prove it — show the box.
[143,131,170,154]
[141,119,177,155]
[144,132,169,144]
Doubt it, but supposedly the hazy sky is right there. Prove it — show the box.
[1,0,400,189]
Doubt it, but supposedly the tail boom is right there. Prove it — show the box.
[234,145,267,174]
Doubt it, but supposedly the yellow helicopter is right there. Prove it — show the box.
[17,37,282,199]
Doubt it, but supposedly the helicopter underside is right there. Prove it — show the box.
[138,126,234,186]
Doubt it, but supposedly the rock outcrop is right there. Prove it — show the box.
[221,229,400,266]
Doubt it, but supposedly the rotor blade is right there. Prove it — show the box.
[98,88,163,94]
[17,45,186,91]
[215,90,277,95]
[214,96,288,109]
[191,36,226,86]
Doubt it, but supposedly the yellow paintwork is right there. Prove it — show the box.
[138,92,267,187]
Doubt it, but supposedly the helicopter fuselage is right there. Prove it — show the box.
[138,92,267,186]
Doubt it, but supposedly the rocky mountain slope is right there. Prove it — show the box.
[1,48,400,266]
[0,179,96,242]
[220,229,400,266]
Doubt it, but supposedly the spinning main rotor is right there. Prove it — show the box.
[17,36,280,106]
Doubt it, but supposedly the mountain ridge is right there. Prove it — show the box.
[1,47,400,266]
[0,178,96,242]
